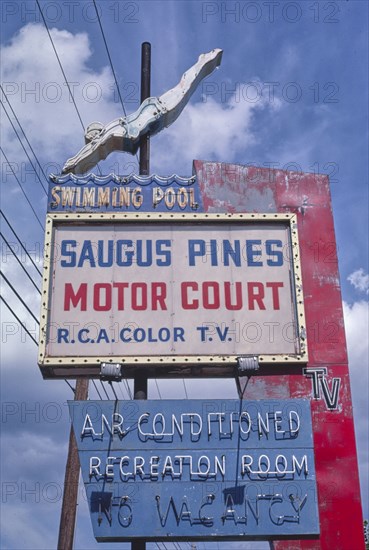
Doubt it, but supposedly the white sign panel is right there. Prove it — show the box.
[39,213,307,373]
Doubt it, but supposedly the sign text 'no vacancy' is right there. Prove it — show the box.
[70,398,319,541]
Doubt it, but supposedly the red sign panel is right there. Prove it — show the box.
[194,160,364,550]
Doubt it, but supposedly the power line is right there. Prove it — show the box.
[92,379,103,400]
[0,210,43,277]
[155,379,162,399]
[99,380,111,400]
[1,270,39,325]
[0,84,49,184]
[183,379,189,399]
[0,147,44,231]
[116,379,128,401]
[35,0,85,132]
[0,295,38,346]
[92,0,127,118]
[123,378,133,400]
[1,99,48,195]
[92,0,140,169]
[0,232,41,295]
[1,294,75,395]
[1,227,76,399]
[35,0,103,176]
[64,380,76,393]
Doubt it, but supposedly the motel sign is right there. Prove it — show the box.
[38,161,365,548]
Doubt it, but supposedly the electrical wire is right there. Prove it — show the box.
[0,84,50,184]
[35,0,103,176]
[0,232,41,294]
[92,0,127,118]
[1,100,48,195]
[35,0,85,132]
[124,378,133,400]
[92,379,103,400]
[1,270,39,325]
[0,210,43,277]
[0,295,38,346]
[92,0,140,169]
[99,380,111,400]
[182,379,189,399]
[0,147,44,230]
[64,380,76,393]
[1,294,75,395]
[116,381,126,400]
[155,379,162,399]
[114,376,132,400]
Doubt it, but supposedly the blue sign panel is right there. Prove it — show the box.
[48,174,202,213]
[69,399,319,541]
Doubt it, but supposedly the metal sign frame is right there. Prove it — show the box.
[38,212,308,378]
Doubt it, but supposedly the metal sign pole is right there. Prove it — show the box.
[139,42,151,176]
[57,378,89,550]
[134,41,151,402]
[132,41,151,550]
[134,41,151,403]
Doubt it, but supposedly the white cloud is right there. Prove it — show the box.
[348,268,369,295]
[152,86,272,174]
[1,23,121,165]
[1,25,277,178]
[344,300,369,366]
[343,300,369,518]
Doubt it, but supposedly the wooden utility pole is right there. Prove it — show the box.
[57,378,89,550]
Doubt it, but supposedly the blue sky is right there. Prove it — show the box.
[1,1,368,549]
